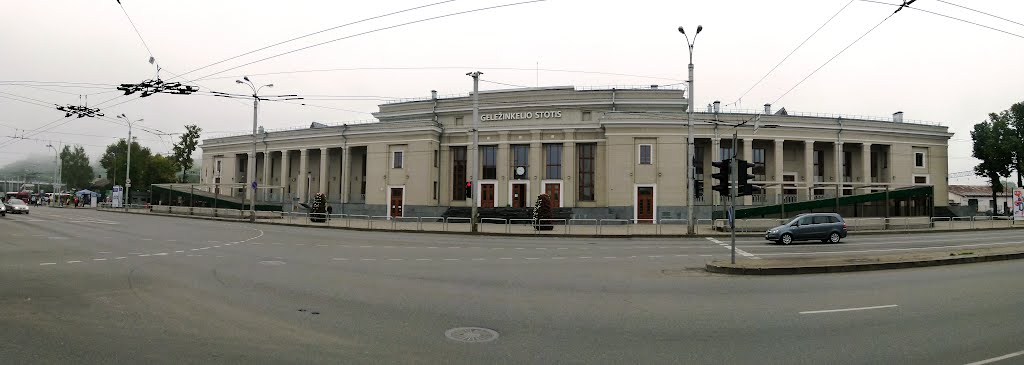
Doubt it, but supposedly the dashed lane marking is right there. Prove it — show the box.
[66,260,81,264]
[93,258,107,261]
[39,263,56,266]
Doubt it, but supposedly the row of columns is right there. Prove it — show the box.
[242,147,348,205]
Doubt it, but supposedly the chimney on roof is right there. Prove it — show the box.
[650,84,659,89]
[431,90,438,100]
[713,100,721,113]
[707,104,713,113]
[893,111,904,123]
[764,104,771,114]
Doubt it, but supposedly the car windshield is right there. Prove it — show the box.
[8,199,25,206]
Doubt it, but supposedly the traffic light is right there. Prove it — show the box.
[736,159,760,196]
[711,160,731,196]
[465,181,473,199]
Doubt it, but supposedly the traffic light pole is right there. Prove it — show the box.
[730,131,739,264]
[468,71,482,233]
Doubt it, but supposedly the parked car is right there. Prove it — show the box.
[765,213,847,244]
[0,202,5,216]
[4,198,30,214]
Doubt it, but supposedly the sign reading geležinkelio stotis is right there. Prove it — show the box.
[480,111,562,122]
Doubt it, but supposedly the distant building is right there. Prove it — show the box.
[948,185,1013,214]
[200,86,952,219]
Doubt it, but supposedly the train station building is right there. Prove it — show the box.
[198,86,952,220]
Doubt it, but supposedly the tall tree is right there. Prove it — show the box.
[172,124,202,183]
[971,114,1015,215]
[59,145,92,190]
[99,139,174,190]
[1004,101,1024,188]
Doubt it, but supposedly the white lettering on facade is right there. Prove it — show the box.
[480,110,562,122]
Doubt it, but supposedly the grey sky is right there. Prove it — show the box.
[2,0,1022,184]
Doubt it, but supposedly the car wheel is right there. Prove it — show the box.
[828,232,841,243]
[780,233,793,245]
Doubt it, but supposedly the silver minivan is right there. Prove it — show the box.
[764,213,847,245]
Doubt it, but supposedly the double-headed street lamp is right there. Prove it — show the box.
[117,114,144,209]
[45,143,61,197]
[678,25,702,235]
[212,77,302,222]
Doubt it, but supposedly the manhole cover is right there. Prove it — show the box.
[445,327,499,343]
[259,260,286,266]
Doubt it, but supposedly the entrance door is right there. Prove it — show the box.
[512,183,527,208]
[544,183,560,209]
[389,187,403,217]
[480,183,495,208]
[637,186,654,223]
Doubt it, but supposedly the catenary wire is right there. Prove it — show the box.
[934,0,1024,28]
[859,0,1024,39]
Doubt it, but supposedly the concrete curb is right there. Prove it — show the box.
[95,208,1022,239]
[705,251,1024,275]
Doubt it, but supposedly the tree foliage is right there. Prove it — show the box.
[172,124,202,183]
[59,145,93,190]
[99,139,176,190]
[971,112,1015,215]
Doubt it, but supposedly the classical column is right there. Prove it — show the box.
[834,141,843,196]
[530,131,542,206]
[563,136,576,207]
[245,152,254,201]
[774,139,785,201]
[280,150,290,201]
[298,149,309,204]
[319,147,329,197]
[861,143,872,193]
[743,138,754,205]
[340,147,349,204]
[262,151,271,201]
[803,140,814,200]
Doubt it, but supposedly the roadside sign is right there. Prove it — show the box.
[1014,189,1024,221]
[251,181,258,190]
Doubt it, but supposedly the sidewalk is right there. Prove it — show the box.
[706,246,1024,275]
[98,207,1024,238]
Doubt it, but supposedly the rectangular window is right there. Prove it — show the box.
[433,181,438,200]
[582,111,592,121]
[433,150,439,168]
[914,175,928,184]
[544,144,562,179]
[813,150,824,177]
[694,147,704,198]
[720,146,734,161]
[577,143,596,201]
[216,161,221,174]
[392,151,404,169]
[639,144,652,165]
[915,151,925,167]
[482,145,497,180]
[455,117,464,126]
[512,145,529,179]
[752,148,766,176]
[451,146,467,200]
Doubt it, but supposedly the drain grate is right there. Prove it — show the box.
[445,327,499,343]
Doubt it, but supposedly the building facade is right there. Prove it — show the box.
[200,86,952,219]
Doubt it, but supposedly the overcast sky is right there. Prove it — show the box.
[2,0,1022,184]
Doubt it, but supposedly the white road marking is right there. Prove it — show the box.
[759,241,1023,257]
[359,245,372,248]
[415,258,432,261]
[964,350,1024,365]
[66,260,81,263]
[39,262,56,266]
[332,258,349,261]
[93,258,107,261]
[536,248,547,250]
[603,256,617,259]
[499,258,513,260]
[114,257,127,260]
[316,244,327,247]
[675,254,688,257]
[700,254,713,257]
[138,254,151,257]
[556,247,568,250]
[648,255,664,258]
[175,250,184,253]
[251,242,262,245]
[295,243,305,246]
[492,247,504,250]
[552,257,565,260]
[471,258,486,261]
[360,258,376,261]
[140,238,153,241]
[525,257,540,260]
[213,245,221,248]
[98,251,112,254]
[428,246,438,249]
[443,258,460,261]
[166,240,177,242]
[48,237,68,240]
[448,246,460,249]
[190,249,199,251]
[128,252,143,255]
[154,253,168,256]
[271,243,282,245]
[800,304,898,315]
[515,248,525,250]
[578,256,592,259]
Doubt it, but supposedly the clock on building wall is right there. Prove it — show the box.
[515,166,526,179]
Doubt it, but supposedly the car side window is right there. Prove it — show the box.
[798,217,813,225]
[828,216,839,223]
[813,216,829,224]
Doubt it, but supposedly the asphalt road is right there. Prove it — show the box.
[1,207,1022,364]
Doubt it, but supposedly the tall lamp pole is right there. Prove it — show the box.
[467,71,482,233]
[679,25,702,235]
[46,143,61,202]
[117,114,143,209]
[236,77,273,223]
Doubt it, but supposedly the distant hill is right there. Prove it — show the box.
[0,155,57,181]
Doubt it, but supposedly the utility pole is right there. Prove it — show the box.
[117,114,142,209]
[467,71,482,233]
[679,25,702,235]
[212,77,302,222]
[730,131,739,264]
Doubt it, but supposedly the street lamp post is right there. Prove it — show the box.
[46,143,60,202]
[237,77,274,222]
[117,114,143,210]
[467,71,482,233]
[678,25,702,235]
